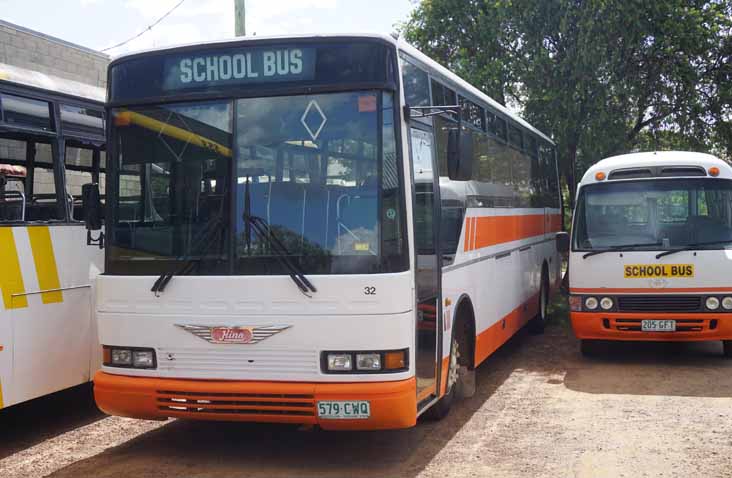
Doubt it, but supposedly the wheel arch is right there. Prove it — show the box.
[452,294,476,369]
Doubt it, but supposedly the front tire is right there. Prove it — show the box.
[424,338,459,420]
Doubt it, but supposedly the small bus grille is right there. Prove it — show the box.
[617,295,701,312]
[157,390,316,417]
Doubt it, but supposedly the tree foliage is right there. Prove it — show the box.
[401,0,732,204]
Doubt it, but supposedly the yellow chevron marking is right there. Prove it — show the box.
[27,226,63,304]
[0,379,4,409]
[0,228,27,309]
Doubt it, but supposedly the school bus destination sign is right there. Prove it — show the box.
[163,46,316,90]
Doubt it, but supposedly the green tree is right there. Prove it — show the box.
[402,0,732,207]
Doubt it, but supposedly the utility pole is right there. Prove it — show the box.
[235,0,246,36]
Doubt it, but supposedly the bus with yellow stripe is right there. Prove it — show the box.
[0,63,105,408]
[88,34,567,429]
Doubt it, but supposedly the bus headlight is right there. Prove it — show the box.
[706,297,721,310]
[584,297,599,310]
[356,353,381,371]
[326,353,352,371]
[323,349,408,373]
[103,346,156,369]
[723,297,732,310]
[600,297,614,310]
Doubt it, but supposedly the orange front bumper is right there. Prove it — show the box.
[94,371,417,430]
[570,311,732,341]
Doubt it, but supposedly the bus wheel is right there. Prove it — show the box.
[723,341,732,358]
[528,274,549,335]
[580,339,601,357]
[424,338,459,420]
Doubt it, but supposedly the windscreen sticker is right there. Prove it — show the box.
[624,264,694,278]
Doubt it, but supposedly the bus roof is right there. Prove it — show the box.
[0,62,106,103]
[579,151,731,187]
[110,33,553,145]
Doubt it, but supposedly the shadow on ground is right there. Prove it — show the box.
[0,383,104,460]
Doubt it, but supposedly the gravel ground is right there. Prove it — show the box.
[2,300,732,478]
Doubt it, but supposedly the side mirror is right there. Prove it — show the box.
[447,127,473,181]
[556,231,570,253]
[82,183,104,248]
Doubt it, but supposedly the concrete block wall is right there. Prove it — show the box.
[0,19,109,88]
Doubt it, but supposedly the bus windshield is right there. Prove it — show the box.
[574,178,732,251]
[109,90,406,275]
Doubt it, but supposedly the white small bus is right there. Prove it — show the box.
[0,63,106,409]
[88,34,566,430]
[569,151,732,356]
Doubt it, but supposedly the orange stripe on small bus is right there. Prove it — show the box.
[570,287,732,294]
[474,292,540,366]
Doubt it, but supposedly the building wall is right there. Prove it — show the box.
[0,19,109,88]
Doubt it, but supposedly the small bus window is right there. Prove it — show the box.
[30,143,64,221]
[400,58,429,107]
[509,125,523,150]
[1,93,53,132]
[61,105,105,137]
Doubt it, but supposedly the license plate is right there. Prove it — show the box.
[317,400,370,419]
[641,320,676,332]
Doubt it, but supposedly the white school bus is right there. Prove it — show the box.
[569,151,732,356]
[0,63,106,408]
[90,34,566,430]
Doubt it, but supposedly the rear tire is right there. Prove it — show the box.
[723,341,732,358]
[528,273,549,335]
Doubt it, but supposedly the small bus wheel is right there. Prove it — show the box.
[424,338,458,420]
[723,341,732,358]
[580,339,601,357]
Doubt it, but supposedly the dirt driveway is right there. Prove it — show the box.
[2,302,732,478]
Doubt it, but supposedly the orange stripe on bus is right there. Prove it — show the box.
[463,213,562,252]
[474,292,539,366]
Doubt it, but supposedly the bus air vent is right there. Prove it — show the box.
[616,295,701,312]
[156,390,316,417]
[607,168,654,180]
[659,166,706,177]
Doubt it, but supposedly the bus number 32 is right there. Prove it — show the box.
[364,286,376,295]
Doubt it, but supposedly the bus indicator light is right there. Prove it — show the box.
[595,172,606,181]
[709,167,720,177]
[384,350,407,370]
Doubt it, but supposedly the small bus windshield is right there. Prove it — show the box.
[574,178,732,250]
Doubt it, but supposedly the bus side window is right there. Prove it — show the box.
[0,137,28,222]
[65,143,105,221]
[30,142,65,222]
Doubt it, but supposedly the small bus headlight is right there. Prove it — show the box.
[132,350,156,368]
[110,348,132,366]
[600,297,614,310]
[722,297,732,310]
[584,297,599,310]
[706,297,721,310]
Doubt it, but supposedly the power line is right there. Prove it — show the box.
[101,0,186,52]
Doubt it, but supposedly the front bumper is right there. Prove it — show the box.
[94,371,417,430]
[570,311,732,341]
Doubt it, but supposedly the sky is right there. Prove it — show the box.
[0,0,417,56]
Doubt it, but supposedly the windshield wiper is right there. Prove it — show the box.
[241,178,316,297]
[655,239,732,259]
[151,215,226,297]
[582,242,662,259]
[243,213,317,296]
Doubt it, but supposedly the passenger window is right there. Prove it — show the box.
[400,57,430,107]
[61,105,105,138]
[65,144,98,221]
[30,143,64,221]
[1,94,54,132]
